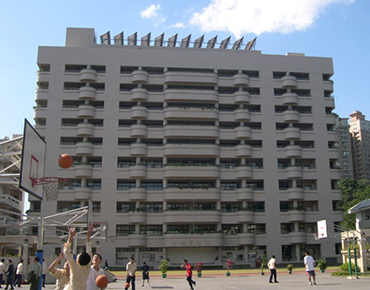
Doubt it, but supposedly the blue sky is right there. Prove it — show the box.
[0,0,368,138]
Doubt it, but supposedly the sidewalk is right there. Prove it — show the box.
[44,272,370,290]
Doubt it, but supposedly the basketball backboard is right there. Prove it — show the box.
[19,119,46,200]
[317,219,328,239]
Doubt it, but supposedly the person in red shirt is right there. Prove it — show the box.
[181,260,196,290]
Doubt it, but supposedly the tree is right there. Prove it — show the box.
[339,179,370,229]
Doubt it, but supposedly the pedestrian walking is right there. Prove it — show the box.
[304,251,317,285]
[268,255,278,283]
[13,260,23,287]
[140,262,150,287]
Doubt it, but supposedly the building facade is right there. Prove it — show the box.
[337,117,353,179]
[32,28,343,266]
[0,135,26,256]
[349,111,370,180]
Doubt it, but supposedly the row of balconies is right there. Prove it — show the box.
[68,163,341,181]
[39,67,334,92]
[111,230,321,248]
[58,185,340,202]
[63,124,337,142]
[68,142,340,160]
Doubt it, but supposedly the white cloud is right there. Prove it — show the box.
[167,22,186,29]
[141,4,161,19]
[190,0,355,37]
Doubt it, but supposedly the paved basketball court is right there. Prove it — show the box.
[43,272,370,290]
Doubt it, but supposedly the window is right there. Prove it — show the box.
[140,225,162,235]
[117,202,135,213]
[116,225,135,236]
[117,181,136,190]
[221,202,242,212]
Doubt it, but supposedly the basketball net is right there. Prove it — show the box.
[31,177,67,200]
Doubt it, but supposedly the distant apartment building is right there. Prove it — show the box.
[0,135,26,255]
[349,111,370,180]
[336,117,353,179]
[31,27,343,266]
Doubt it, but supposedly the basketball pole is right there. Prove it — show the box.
[36,216,45,290]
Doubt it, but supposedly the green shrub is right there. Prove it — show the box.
[331,263,360,276]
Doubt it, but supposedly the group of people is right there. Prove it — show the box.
[124,257,151,290]
[0,259,26,289]
[267,252,317,285]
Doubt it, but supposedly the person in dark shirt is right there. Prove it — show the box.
[140,262,150,287]
[5,260,14,290]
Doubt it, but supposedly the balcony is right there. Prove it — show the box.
[237,210,254,223]
[75,142,94,155]
[129,212,147,224]
[235,144,252,157]
[283,110,299,123]
[0,195,22,211]
[237,188,254,201]
[163,210,221,223]
[282,92,298,105]
[128,234,147,247]
[163,233,223,247]
[164,166,220,179]
[130,143,147,156]
[77,105,95,118]
[284,145,301,158]
[281,75,297,88]
[164,187,220,201]
[164,144,219,157]
[129,165,147,179]
[130,106,148,120]
[129,188,147,201]
[130,124,147,138]
[238,233,255,245]
[235,126,251,139]
[286,166,303,179]
[131,70,149,83]
[284,127,300,140]
[78,86,96,100]
[236,166,253,179]
[74,187,92,200]
[79,68,97,82]
[164,71,218,85]
[74,164,93,178]
[234,109,251,122]
[233,73,249,87]
[130,88,148,101]
[164,125,218,138]
[288,232,306,244]
[287,210,305,222]
[164,89,218,103]
[233,91,250,104]
[76,123,95,137]
[164,107,218,120]
[33,107,47,119]
[287,187,304,200]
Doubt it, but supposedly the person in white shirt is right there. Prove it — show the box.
[42,260,47,287]
[125,258,137,290]
[13,260,23,287]
[63,226,93,290]
[86,253,105,290]
[267,255,278,283]
[0,259,6,288]
[304,251,317,285]
[49,252,70,290]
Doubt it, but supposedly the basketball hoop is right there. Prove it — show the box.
[31,177,67,200]
[313,233,319,240]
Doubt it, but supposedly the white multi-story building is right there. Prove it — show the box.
[337,118,353,179]
[32,28,343,266]
[349,111,370,180]
[0,135,26,255]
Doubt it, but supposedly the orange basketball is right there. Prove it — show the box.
[95,275,108,289]
[125,282,130,289]
[58,154,73,169]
